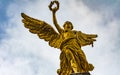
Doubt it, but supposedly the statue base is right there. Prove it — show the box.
[70,72,90,75]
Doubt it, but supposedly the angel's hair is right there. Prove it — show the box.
[63,21,73,29]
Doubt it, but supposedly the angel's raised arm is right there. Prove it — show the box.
[49,1,63,34]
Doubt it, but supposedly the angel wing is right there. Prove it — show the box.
[21,13,63,48]
[76,31,98,47]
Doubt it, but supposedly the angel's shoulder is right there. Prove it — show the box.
[72,30,81,34]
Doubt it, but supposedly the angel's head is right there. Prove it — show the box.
[63,21,73,30]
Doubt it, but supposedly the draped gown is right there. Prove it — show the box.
[57,30,96,75]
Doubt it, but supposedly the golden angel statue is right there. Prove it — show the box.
[21,1,97,75]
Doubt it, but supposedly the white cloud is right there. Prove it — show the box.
[0,0,120,75]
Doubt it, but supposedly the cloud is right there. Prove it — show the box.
[0,0,120,75]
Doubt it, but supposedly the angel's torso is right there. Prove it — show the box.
[59,30,81,49]
[61,30,77,40]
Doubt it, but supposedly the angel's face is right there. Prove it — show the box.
[63,21,73,30]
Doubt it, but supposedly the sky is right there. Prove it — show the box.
[0,0,120,75]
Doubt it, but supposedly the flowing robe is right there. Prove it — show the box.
[57,30,96,75]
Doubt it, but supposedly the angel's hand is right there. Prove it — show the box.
[48,0,59,13]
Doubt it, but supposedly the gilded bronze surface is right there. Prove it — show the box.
[21,1,98,75]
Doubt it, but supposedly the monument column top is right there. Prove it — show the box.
[70,72,90,75]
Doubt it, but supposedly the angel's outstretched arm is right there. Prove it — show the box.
[49,1,63,34]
